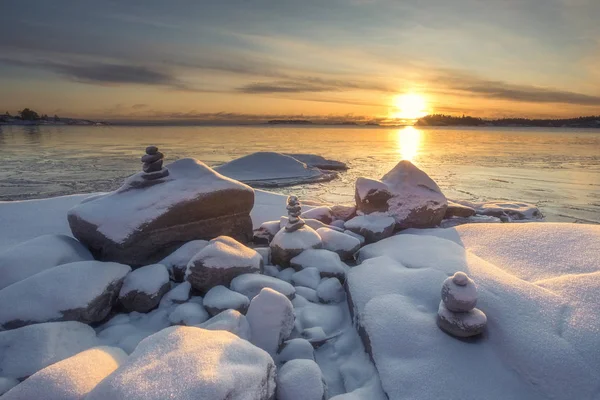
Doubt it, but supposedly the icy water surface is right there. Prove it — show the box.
[0,125,599,223]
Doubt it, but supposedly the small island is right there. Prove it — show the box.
[0,108,104,126]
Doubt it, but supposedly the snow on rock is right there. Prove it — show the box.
[86,326,276,400]
[290,249,346,280]
[264,264,280,277]
[185,236,262,293]
[280,216,336,232]
[2,346,127,400]
[444,200,476,218]
[0,321,99,380]
[253,220,281,244]
[0,234,93,290]
[344,215,395,244]
[301,206,334,224]
[278,338,315,364]
[292,267,322,289]
[355,160,448,229]
[158,281,191,308]
[330,204,357,222]
[246,288,295,357]
[278,267,296,283]
[119,264,170,313]
[68,158,255,267]
[456,200,543,221]
[317,278,345,304]
[168,302,209,326]
[157,240,208,282]
[270,225,322,267]
[0,378,19,396]
[284,153,348,171]
[230,273,295,300]
[215,152,338,187]
[343,230,365,245]
[255,247,271,265]
[203,285,250,316]
[276,359,327,400]
[330,219,346,229]
[295,286,320,303]
[0,261,130,330]
[316,227,361,261]
[198,309,251,341]
[440,214,501,228]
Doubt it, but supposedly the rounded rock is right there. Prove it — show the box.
[441,272,477,312]
[437,300,487,338]
[145,145,158,155]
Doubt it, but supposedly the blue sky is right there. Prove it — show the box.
[1,0,599,120]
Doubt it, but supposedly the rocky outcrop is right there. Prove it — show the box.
[68,157,254,267]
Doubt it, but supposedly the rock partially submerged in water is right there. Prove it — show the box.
[215,152,338,188]
[68,158,254,267]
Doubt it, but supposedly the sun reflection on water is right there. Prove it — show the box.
[396,126,422,162]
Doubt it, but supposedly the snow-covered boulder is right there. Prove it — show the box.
[86,326,276,400]
[186,236,263,293]
[301,206,333,224]
[277,338,315,364]
[255,247,271,265]
[295,286,319,303]
[444,200,476,218]
[158,281,191,308]
[0,322,99,380]
[168,302,209,326]
[246,288,295,357]
[230,273,296,300]
[276,359,327,400]
[316,278,345,304]
[0,261,130,330]
[264,264,280,277]
[253,220,281,244]
[270,225,322,267]
[278,267,296,283]
[291,267,322,289]
[330,204,357,221]
[215,152,338,187]
[2,346,127,400]
[344,229,365,245]
[158,240,208,281]
[0,378,18,396]
[0,234,93,290]
[290,249,346,280]
[284,153,348,170]
[280,216,337,232]
[203,285,250,316]
[68,158,254,267]
[316,227,361,260]
[344,215,395,244]
[119,264,170,313]
[354,160,448,229]
[198,309,251,341]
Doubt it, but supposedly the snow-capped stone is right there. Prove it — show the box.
[316,227,361,260]
[344,215,395,244]
[281,216,338,232]
[0,261,130,330]
[0,234,93,290]
[290,249,346,280]
[277,338,315,364]
[292,267,322,289]
[330,219,346,229]
[270,218,322,267]
[330,204,357,221]
[86,326,276,400]
[215,152,337,187]
[295,286,319,303]
[246,288,295,357]
[445,201,476,218]
[344,229,366,245]
[300,327,327,346]
[437,301,487,338]
[158,281,191,308]
[198,309,251,341]
[355,160,448,229]
[277,359,327,400]
[474,201,543,221]
[301,206,333,224]
[168,302,209,326]
[0,322,99,380]
[186,236,263,293]
[158,240,208,282]
[441,272,478,312]
[230,273,296,300]
[68,158,255,267]
[316,278,345,304]
[1,346,127,400]
[119,264,170,313]
[278,267,296,283]
[253,220,281,244]
[0,378,19,396]
[203,285,250,316]
[263,264,280,277]
[255,247,271,265]
[283,153,348,170]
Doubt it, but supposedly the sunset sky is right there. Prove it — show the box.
[1,0,599,122]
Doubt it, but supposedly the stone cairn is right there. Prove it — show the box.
[436,271,487,338]
[285,196,305,232]
[141,145,169,180]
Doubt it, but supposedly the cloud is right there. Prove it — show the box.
[237,76,393,94]
[52,63,176,86]
[131,103,148,109]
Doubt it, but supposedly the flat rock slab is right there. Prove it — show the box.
[68,158,254,267]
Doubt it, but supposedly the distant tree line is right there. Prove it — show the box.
[416,114,600,128]
[1,108,60,122]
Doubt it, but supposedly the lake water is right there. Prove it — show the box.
[1,125,599,223]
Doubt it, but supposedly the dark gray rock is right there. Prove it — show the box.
[437,301,487,338]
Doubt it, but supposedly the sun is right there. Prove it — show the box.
[391,93,428,120]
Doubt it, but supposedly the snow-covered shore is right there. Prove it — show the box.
[0,155,598,399]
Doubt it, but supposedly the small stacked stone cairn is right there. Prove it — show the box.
[285,196,305,232]
[141,145,169,180]
[437,271,487,338]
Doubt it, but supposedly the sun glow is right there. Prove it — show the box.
[391,93,428,120]
[396,126,422,162]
